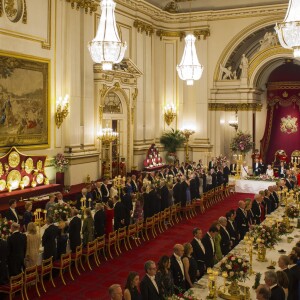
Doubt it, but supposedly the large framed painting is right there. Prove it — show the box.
[0,51,50,149]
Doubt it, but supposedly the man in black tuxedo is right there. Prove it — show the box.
[6,199,19,223]
[130,174,138,193]
[170,244,186,293]
[259,158,266,174]
[173,177,182,204]
[287,254,300,300]
[189,173,197,200]
[202,225,219,268]
[68,209,82,253]
[7,223,26,276]
[222,162,230,185]
[264,270,285,300]
[285,177,293,191]
[94,203,106,238]
[121,187,133,227]
[218,216,231,255]
[160,180,169,211]
[42,216,59,260]
[235,201,249,240]
[253,158,261,176]
[92,181,102,203]
[278,255,290,277]
[101,178,110,203]
[191,228,206,277]
[142,187,151,220]
[252,194,262,225]
[0,237,8,284]
[208,158,216,171]
[113,195,126,231]
[272,185,280,209]
[226,209,239,245]
[140,260,161,300]
[278,161,287,178]
[148,185,160,216]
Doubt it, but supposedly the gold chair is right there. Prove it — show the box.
[170,205,177,225]
[153,213,161,235]
[0,272,24,300]
[136,219,145,243]
[106,231,119,259]
[194,197,205,214]
[52,253,74,285]
[70,244,85,275]
[96,234,107,262]
[175,203,182,221]
[82,240,99,271]
[143,216,154,241]
[158,210,166,232]
[23,265,40,300]
[117,227,128,253]
[164,207,172,228]
[38,256,55,293]
[127,224,139,249]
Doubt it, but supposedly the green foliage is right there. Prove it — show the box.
[252,273,261,289]
[159,129,185,154]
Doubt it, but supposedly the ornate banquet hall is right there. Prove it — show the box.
[1,0,300,300]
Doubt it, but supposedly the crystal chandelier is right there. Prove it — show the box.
[88,0,127,70]
[275,0,300,57]
[177,34,203,85]
[97,127,118,143]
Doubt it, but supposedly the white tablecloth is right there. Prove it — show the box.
[235,180,276,194]
[191,207,299,299]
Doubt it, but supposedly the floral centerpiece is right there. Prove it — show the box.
[278,222,289,236]
[170,289,198,300]
[286,205,299,219]
[230,131,253,154]
[53,153,69,173]
[219,254,250,282]
[251,224,279,248]
[0,218,13,240]
[216,155,228,167]
[47,203,71,223]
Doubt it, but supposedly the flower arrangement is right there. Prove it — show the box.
[219,254,250,282]
[0,218,13,239]
[251,224,279,248]
[230,131,253,154]
[286,205,299,219]
[170,289,198,300]
[277,222,289,236]
[216,155,228,167]
[53,153,69,172]
[48,203,71,222]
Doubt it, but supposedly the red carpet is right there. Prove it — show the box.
[14,192,253,300]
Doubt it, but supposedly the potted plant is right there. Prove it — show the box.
[159,129,185,162]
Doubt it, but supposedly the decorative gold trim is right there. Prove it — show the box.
[8,151,20,168]
[22,0,27,24]
[0,1,3,17]
[267,81,300,90]
[208,103,262,111]
[131,88,138,125]
[194,29,210,40]
[133,20,154,36]
[66,0,98,14]
[156,29,186,41]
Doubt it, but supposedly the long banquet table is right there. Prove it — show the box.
[235,179,276,194]
[190,206,299,299]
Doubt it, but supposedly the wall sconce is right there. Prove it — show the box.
[55,95,69,129]
[164,104,176,126]
[228,110,238,131]
[97,127,119,144]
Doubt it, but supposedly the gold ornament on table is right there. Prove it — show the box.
[256,239,267,262]
[25,157,34,174]
[114,175,126,199]
[207,268,218,299]
[6,182,12,193]
[19,181,25,190]
[0,179,6,191]
[8,151,20,168]
[31,180,37,188]
[37,160,43,172]
[80,197,87,210]
[4,163,9,174]
[22,176,30,187]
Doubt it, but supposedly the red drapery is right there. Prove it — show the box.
[260,81,300,164]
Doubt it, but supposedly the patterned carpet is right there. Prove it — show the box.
[13,192,254,300]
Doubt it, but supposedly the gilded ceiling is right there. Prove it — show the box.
[144,0,287,13]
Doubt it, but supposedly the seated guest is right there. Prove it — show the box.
[25,222,40,267]
[202,226,219,268]
[272,185,280,209]
[278,161,287,178]
[42,216,59,260]
[235,200,249,240]
[170,244,186,293]
[264,271,285,300]
[226,210,239,246]
[260,158,266,174]
[57,212,69,258]
[241,161,249,179]
[182,242,198,288]
[124,271,141,300]
[140,260,161,300]
[108,284,123,300]
[191,227,206,277]
[156,255,174,298]
[7,222,26,276]
[253,158,262,176]
[276,271,289,300]
[68,208,81,253]
[252,194,262,225]
[6,199,19,223]
[218,216,231,256]
[130,175,138,194]
[0,236,8,284]
[82,208,94,247]
[288,254,300,300]
[45,194,56,213]
[92,182,102,203]
[268,186,276,213]
[23,201,33,230]
[256,284,271,300]
[266,165,274,177]
[56,192,65,204]
[94,203,105,238]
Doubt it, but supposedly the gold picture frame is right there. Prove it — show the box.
[0,51,50,149]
